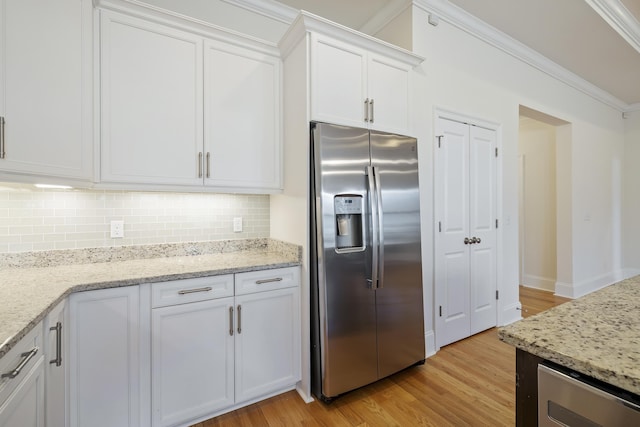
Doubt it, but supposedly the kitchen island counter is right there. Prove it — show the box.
[498,275,640,396]
[0,239,301,360]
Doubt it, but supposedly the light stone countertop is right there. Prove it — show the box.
[0,239,301,360]
[498,275,640,395]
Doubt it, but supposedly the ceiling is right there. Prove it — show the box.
[275,0,640,110]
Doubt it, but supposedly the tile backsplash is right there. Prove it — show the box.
[0,183,269,253]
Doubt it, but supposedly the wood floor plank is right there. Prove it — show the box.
[192,287,568,426]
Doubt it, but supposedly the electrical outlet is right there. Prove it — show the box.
[233,217,243,233]
[110,220,124,238]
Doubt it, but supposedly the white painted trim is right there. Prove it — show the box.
[585,0,640,55]
[425,330,436,357]
[94,0,279,53]
[220,0,297,24]
[555,269,631,298]
[521,274,556,292]
[413,0,629,112]
[500,301,522,326]
[360,0,413,35]
[279,10,424,67]
[627,102,640,112]
[295,384,314,404]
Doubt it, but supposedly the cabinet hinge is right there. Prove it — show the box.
[495,147,498,157]
[496,290,499,300]
[436,135,443,148]
[438,221,442,232]
[439,305,442,317]
[496,219,499,229]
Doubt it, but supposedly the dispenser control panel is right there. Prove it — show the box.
[334,196,362,215]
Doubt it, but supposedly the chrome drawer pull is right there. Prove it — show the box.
[178,286,212,295]
[255,277,283,285]
[49,322,62,367]
[2,347,39,379]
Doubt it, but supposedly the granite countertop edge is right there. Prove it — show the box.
[498,276,640,395]
[0,239,301,360]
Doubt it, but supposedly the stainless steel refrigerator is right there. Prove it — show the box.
[310,122,425,402]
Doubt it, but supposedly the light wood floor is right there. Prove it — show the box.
[193,286,570,427]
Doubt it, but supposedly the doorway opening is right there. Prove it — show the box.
[518,106,571,294]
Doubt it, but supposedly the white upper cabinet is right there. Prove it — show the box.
[97,3,282,193]
[298,14,422,136]
[311,34,414,135]
[0,0,92,182]
[100,11,203,186]
[204,40,281,191]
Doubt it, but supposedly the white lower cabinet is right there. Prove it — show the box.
[0,325,45,427]
[44,300,67,427]
[150,267,300,427]
[68,286,141,427]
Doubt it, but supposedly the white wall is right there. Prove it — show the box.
[395,3,626,317]
[622,110,640,274]
[518,117,557,291]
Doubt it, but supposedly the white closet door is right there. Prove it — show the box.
[435,117,497,348]
[435,118,471,347]
[469,126,497,334]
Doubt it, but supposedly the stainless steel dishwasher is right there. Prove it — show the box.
[538,364,640,426]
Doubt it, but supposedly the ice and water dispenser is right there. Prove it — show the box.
[334,195,364,251]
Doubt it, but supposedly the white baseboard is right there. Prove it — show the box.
[295,384,314,404]
[425,330,436,357]
[555,269,631,298]
[500,301,522,326]
[521,274,556,292]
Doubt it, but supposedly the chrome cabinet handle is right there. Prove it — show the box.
[177,286,212,295]
[198,152,203,178]
[369,99,374,123]
[364,98,370,122]
[206,152,210,178]
[229,306,234,336]
[255,277,283,285]
[464,237,470,245]
[237,305,242,334]
[0,116,5,159]
[49,322,62,367]
[2,347,39,379]
[475,237,481,244]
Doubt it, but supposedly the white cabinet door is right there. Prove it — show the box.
[234,286,300,403]
[69,286,140,427]
[0,358,44,427]
[367,54,412,135]
[204,40,281,191]
[100,11,203,185]
[435,117,497,348]
[0,0,91,180]
[0,324,44,427]
[310,34,413,135]
[311,34,367,128]
[44,300,66,427]
[151,297,234,427]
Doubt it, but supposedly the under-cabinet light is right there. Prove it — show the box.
[34,184,73,190]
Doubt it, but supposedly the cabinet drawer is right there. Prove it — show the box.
[151,275,234,308]
[235,266,300,295]
[0,322,43,406]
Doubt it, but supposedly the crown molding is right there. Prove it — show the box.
[414,0,630,112]
[279,10,424,66]
[585,0,640,55]
[627,102,640,112]
[359,0,413,35]
[220,0,298,24]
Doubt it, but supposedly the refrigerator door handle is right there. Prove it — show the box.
[373,166,384,288]
[367,166,379,289]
